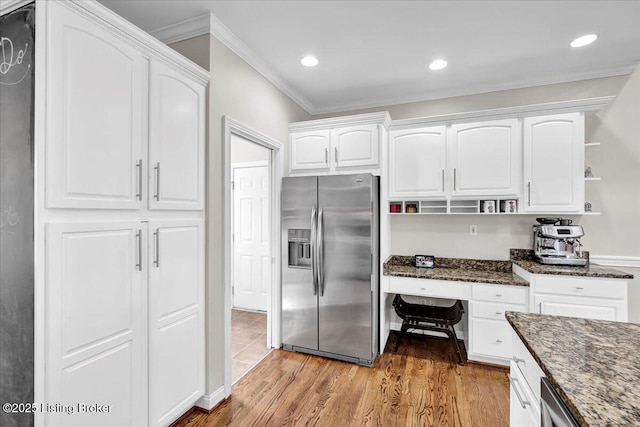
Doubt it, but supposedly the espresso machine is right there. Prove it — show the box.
[533,218,587,266]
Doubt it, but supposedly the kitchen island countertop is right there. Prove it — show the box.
[506,311,640,427]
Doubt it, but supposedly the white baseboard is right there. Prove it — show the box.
[195,386,225,411]
[390,321,466,340]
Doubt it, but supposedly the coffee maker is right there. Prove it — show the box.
[533,218,586,266]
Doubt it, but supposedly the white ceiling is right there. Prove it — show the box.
[98,1,640,115]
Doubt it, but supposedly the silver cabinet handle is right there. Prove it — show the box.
[318,207,325,296]
[441,169,445,192]
[496,339,503,343]
[509,376,530,409]
[153,230,160,267]
[135,230,142,271]
[495,311,503,315]
[154,163,161,201]
[513,356,525,364]
[539,302,542,314]
[136,160,143,201]
[576,286,584,290]
[495,294,502,298]
[334,147,338,165]
[453,168,457,191]
[310,207,318,295]
[324,148,328,164]
[527,182,531,206]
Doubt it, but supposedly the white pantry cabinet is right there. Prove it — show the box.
[45,6,206,212]
[45,2,145,210]
[34,1,210,427]
[46,222,147,427]
[388,126,447,198]
[149,60,206,210]
[289,112,390,175]
[522,112,584,212]
[449,119,520,197]
[148,220,205,427]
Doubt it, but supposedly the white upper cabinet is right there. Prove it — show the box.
[389,126,447,198]
[289,113,390,175]
[331,124,379,170]
[449,119,520,197]
[149,59,206,210]
[522,113,584,212]
[290,130,331,172]
[46,2,145,209]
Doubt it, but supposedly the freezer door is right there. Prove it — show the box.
[318,174,375,361]
[281,176,318,350]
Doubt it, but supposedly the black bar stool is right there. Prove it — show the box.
[392,294,467,365]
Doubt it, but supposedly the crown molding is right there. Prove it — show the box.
[149,13,210,45]
[312,65,636,116]
[289,111,392,131]
[0,0,31,15]
[56,1,209,85]
[207,13,315,114]
[389,96,614,130]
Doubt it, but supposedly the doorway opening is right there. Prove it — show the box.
[223,117,282,396]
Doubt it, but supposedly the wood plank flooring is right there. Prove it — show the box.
[173,332,510,427]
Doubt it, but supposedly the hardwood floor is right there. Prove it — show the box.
[173,332,509,427]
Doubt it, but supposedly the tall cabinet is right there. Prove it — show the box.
[33,1,209,426]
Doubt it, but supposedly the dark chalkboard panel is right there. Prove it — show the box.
[0,4,35,427]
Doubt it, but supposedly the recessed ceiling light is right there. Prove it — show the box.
[570,34,598,48]
[429,59,448,71]
[301,56,319,67]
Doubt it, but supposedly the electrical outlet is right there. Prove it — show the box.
[470,225,478,235]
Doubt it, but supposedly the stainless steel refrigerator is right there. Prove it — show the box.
[281,174,379,366]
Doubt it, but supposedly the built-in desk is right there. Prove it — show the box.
[382,255,529,366]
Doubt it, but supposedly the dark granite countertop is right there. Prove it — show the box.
[506,312,640,427]
[510,249,634,279]
[383,255,529,287]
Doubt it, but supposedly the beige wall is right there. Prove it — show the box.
[230,133,270,164]
[169,34,310,395]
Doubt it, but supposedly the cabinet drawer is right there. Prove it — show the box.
[472,284,528,305]
[535,276,627,299]
[509,360,540,427]
[472,301,526,321]
[470,318,512,359]
[512,330,544,403]
[389,277,471,300]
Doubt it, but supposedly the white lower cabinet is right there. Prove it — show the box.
[46,220,204,427]
[148,220,205,426]
[532,275,628,321]
[469,284,527,365]
[510,331,543,427]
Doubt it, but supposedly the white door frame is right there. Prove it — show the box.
[231,160,270,312]
[223,116,282,397]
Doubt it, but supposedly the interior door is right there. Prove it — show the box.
[46,222,146,427]
[318,174,374,362]
[45,2,144,209]
[148,219,205,427]
[232,165,270,311]
[148,59,205,210]
[281,176,318,351]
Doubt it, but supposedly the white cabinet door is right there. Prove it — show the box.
[331,124,379,170]
[46,222,146,427]
[509,362,540,427]
[46,2,144,209]
[389,126,446,198]
[149,60,206,210]
[534,294,625,321]
[290,130,330,172]
[148,220,205,427]
[450,119,520,197]
[523,113,584,212]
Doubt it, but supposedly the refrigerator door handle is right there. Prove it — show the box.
[318,207,325,296]
[310,206,318,295]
